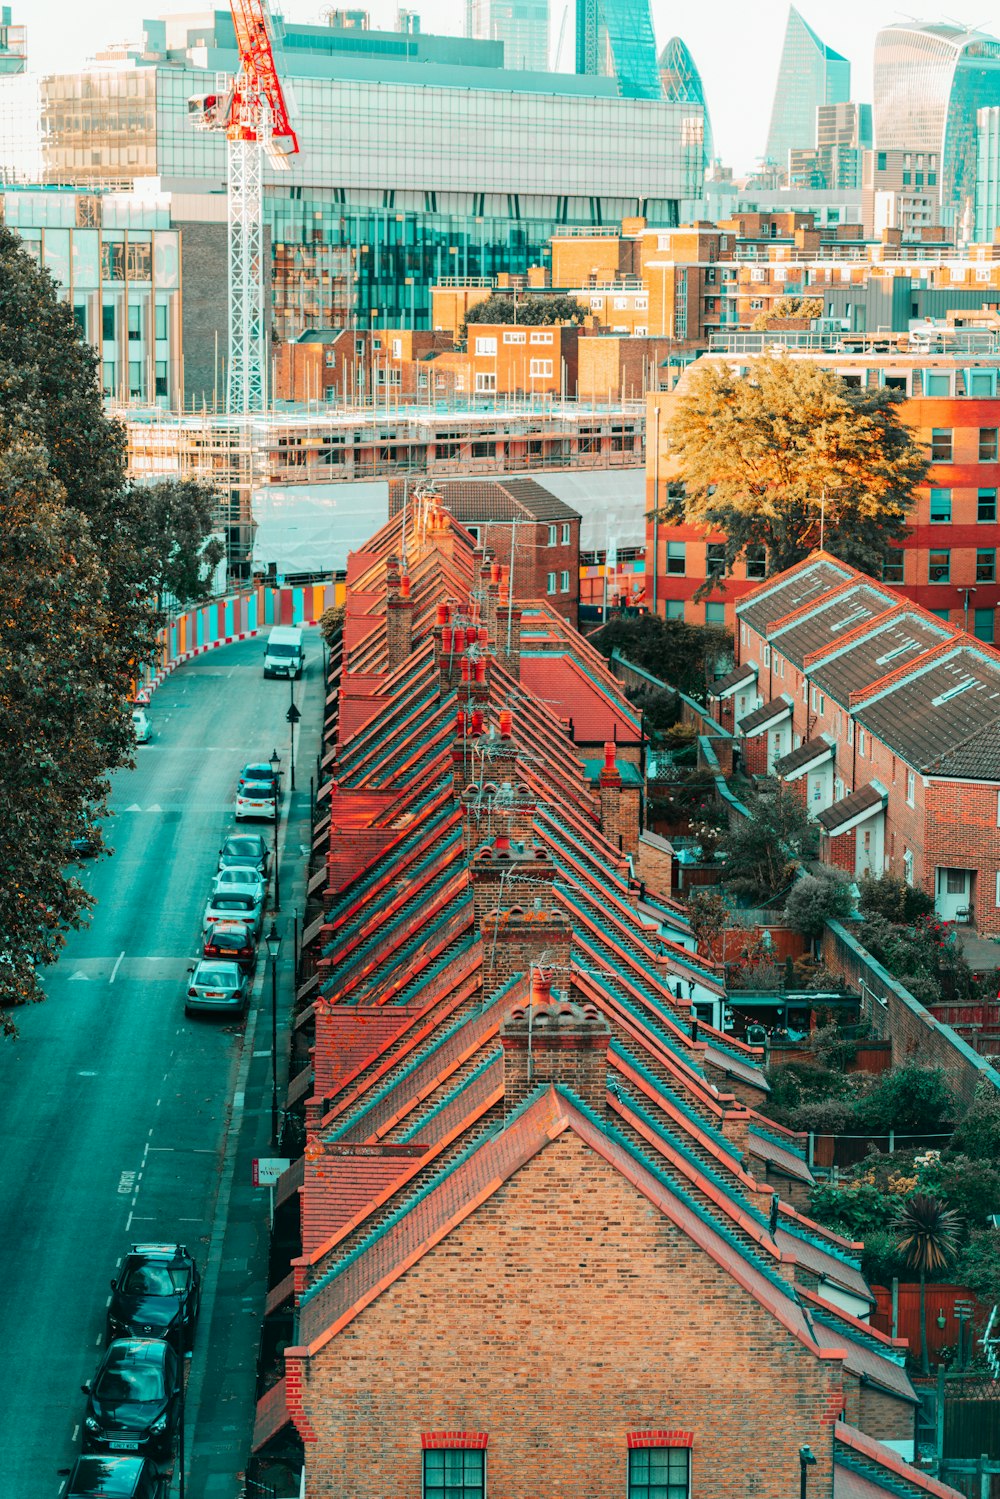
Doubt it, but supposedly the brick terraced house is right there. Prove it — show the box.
[250,496,962,1499]
[721,552,1000,935]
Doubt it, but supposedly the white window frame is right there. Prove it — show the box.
[561,522,570,544]
[474,336,497,356]
[904,849,914,887]
[560,570,570,592]
[474,371,496,393]
[546,571,557,594]
[529,358,553,378]
[547,524,557,546]
[503,330,526,345]
[529,330,553,345]
[907,771,915,808]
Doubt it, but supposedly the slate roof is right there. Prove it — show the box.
[739,694,792,734]
[808,610,955,706]
[773,736,833,779]
[710,662,757,698]
[817,783,885,834]
[927,721,1000,780]
[854,646,1000,777]
[434,476,581,524]
[738,556,855,635]
[769,583,899,668]
[834,1422,966,1499]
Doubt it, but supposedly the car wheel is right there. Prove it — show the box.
[184,1005,193,1018]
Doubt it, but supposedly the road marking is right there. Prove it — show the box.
[69,972,91,983]
[110,951,125,983]
[252,1050,271,1058]
[125,1211,133,1231]
[233,1091,245,1108]
[147,803,162,812]
[95,1334,102,1345]
[72,1424,80,1441]
[78,1071,97,1077]
[124,804,142,812]
[118,1171,136,1195]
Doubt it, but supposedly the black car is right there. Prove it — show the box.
[203,921,257,973]
[82,1339,180,1460]
[65,1453,160,1499]
[218,832,270,879]
[237,762,281,795]
[107,1244,201,1350]
[72,835,101,858]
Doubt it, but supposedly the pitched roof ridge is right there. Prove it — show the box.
[608,1036,729,1137]
[321,826,464,960]
[834,1423,966,1499]
[799,1286,906,1353]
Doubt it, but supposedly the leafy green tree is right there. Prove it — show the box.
[717,789,818,904]
[687,889,729,962]
[140,479,225,607]
[750,295,824,330]
[462,293,587,340]
[951,1082,1000,1162]
[953,1227,1000,1317]
[856,1065,955,1136]
[857,872,935,924]
[895,1194,962,1373]
[0,227,155,1021]
[318,602,345,646]
[784,868,854,939]
[659,355,928,579]
[593,612,732,702]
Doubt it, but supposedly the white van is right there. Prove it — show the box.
[263,625,304,679]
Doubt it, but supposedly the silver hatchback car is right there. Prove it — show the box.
[185,960,249,1016]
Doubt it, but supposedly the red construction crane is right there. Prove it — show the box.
[227,0,298,158]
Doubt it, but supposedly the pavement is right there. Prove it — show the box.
[955,928,1000,973]
[0,635,320,1498]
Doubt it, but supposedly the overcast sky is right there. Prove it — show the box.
[22,0,1000,172]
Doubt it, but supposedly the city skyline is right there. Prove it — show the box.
[19,0,1000,174]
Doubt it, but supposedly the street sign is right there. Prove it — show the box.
[252,1156,290,1187]
[286,703,302,724]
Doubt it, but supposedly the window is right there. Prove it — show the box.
[976,548,996,582]
[928,549,950,583]
[924,373,952,397]
[763,644,771,668]
[930,429,952,462]
[529,359,553,378]
[561,523,570,544]
[154,360,168,398]
[882,550,905,584]
[529,330,553,344]
[877,151,887,170]
[980,428,998,462]
[154,300,168,341]
[102,303,115,341]
[979,489,997,522]
[474,372,496,393]
[666,542,686,576]
[810,687,825,715]
[847,718,854,746]
[906,770,915,807]
[929,488,952,523]
[904,849,914,887]
[546,571,557,594]
[706,542,726,576]
[745,546,766,580]
[474,336,497,356]
[665,599,685,620]
[560,570,570,592]
[858,728,866,757]
[392,338,402,358]
[548,524,557,546]
[705,602,725,625]
[974,607,995,643]
[628,1446,690,1499]
[967,369,996,397]
[423,1450,485,1499]
[503,330,525,344]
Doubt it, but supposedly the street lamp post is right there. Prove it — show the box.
[265,921,281,1146]
[287,677,299,792]
[799,1445,817,1499]
[269,748,281,910]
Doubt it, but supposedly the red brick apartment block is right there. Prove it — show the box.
[249,496,961,1499]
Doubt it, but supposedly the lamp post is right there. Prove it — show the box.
[287,682,300,792]
[799,1445,817,1499]
[172,1253,189,1499]
[265,921,281,1146]
[269,748,281,911]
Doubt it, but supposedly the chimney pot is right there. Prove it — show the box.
[441,625,453,654]
[474,659,487,685]
[456,709,466,736]
[400,574,411,598]
[460,658,471,684]
[466,625,477,648]
[478,626,489,648]
[471,708,485,736]
[499,708,513,738]
[436,602,450,626]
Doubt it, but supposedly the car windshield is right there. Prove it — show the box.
[267,644,297,657]
[212,897,253,913]
[195,966,239,986]
[216,869,259,887]
[222,839,262,858]
[96,1362,165,1403]
[241,765,275,781]
[208,925,250,945]
[239,783,275,798]
[122,1264,188,1296]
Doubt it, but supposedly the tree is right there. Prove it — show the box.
[950,1081,1000,1161]
[658,355,928,581]
[687,889,729,962]
[783,868,854,939]
[857,872,935,925]
[750,295,824,330]
[140,479,225,607]
[0,228,155,1021]
[593,613,732,702]
[462,293,587,339]
[895,1194,962,1373]
[717,789,818,904]
[318,602,345,646]
[855,1064,955,1136]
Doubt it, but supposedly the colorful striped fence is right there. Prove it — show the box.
[136,581,346,703]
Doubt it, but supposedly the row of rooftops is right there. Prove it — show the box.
[730,553,1000,780]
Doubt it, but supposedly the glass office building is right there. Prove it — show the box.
[0,10,702,343]
[764,6,850,179]
[467,0,549,73]
[659,37,713,169]
[574,0,661,100]
[874,23,1000,218]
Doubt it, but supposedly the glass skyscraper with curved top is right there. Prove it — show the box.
[659,37,713,168]
[873,22,1000,220]
[764,6,850,178]
[574,0,661,100]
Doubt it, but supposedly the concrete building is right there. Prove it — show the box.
[0,6,26,75]
[764,7,850,184]
[645,340,1000,641]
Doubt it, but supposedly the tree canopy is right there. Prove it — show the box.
[0,227,156,1022]
[659,355,928,580]
[461,292,586,342]
[140,478,225,607]
[592,613,731,703]
[750,295,824,330]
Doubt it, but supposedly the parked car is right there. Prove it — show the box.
[210,866,266,903]
[203,921,256,973]
[107,1243,201,1351]
[82,1338,180,1460]
[131,709,151,745]
[72,834,101,858]
[65,1454,160,1499]
[218,833,270,880]
[202,891,262,937]
[234,781,278,823]
[263,625,304,679]
[237,762,281,794]
[185,959,250,1016]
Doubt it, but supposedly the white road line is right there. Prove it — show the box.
[109,950,125,983]
[125,1210,133,1231]
[105,1296,112,1308]
[95,1334,102,1345]
[72,1424,80,1442]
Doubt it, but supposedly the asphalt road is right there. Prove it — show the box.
[0,636,312,1497]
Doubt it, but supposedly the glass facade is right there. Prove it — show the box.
[575,0,661,99]
[873,23,1000,215]
[764,6,850,177]
[0,187,180,405]
[975,106,1000,240]
[468,0,549,72]
[659,37,714,168]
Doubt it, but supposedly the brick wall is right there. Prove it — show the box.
[299,1131,844,1499]
[926,780,1000,936]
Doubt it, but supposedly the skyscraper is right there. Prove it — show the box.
[764,6,850,179]
[575,0,661,100]
[659,36,713,167]
[468,0,549,72]
[873,23,1000,219]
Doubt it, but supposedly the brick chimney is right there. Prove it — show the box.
[599,741,623,850]
[500,972,610,1115]
[386,556,413,672]
[477,845,571,995]
[453,708,536,850]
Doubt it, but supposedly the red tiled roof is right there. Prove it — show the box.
[813,1323,914,1402]
[834,1423,966,1499]
[302,1146,427,1255]
[252,1377,292,1452]
[518,652,640,745]
[312,1006,434,1108]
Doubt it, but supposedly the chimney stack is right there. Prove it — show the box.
[475,840,570,994]
[386,556,413,671]
[495,575,522,678]
[500,980,610,1115]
